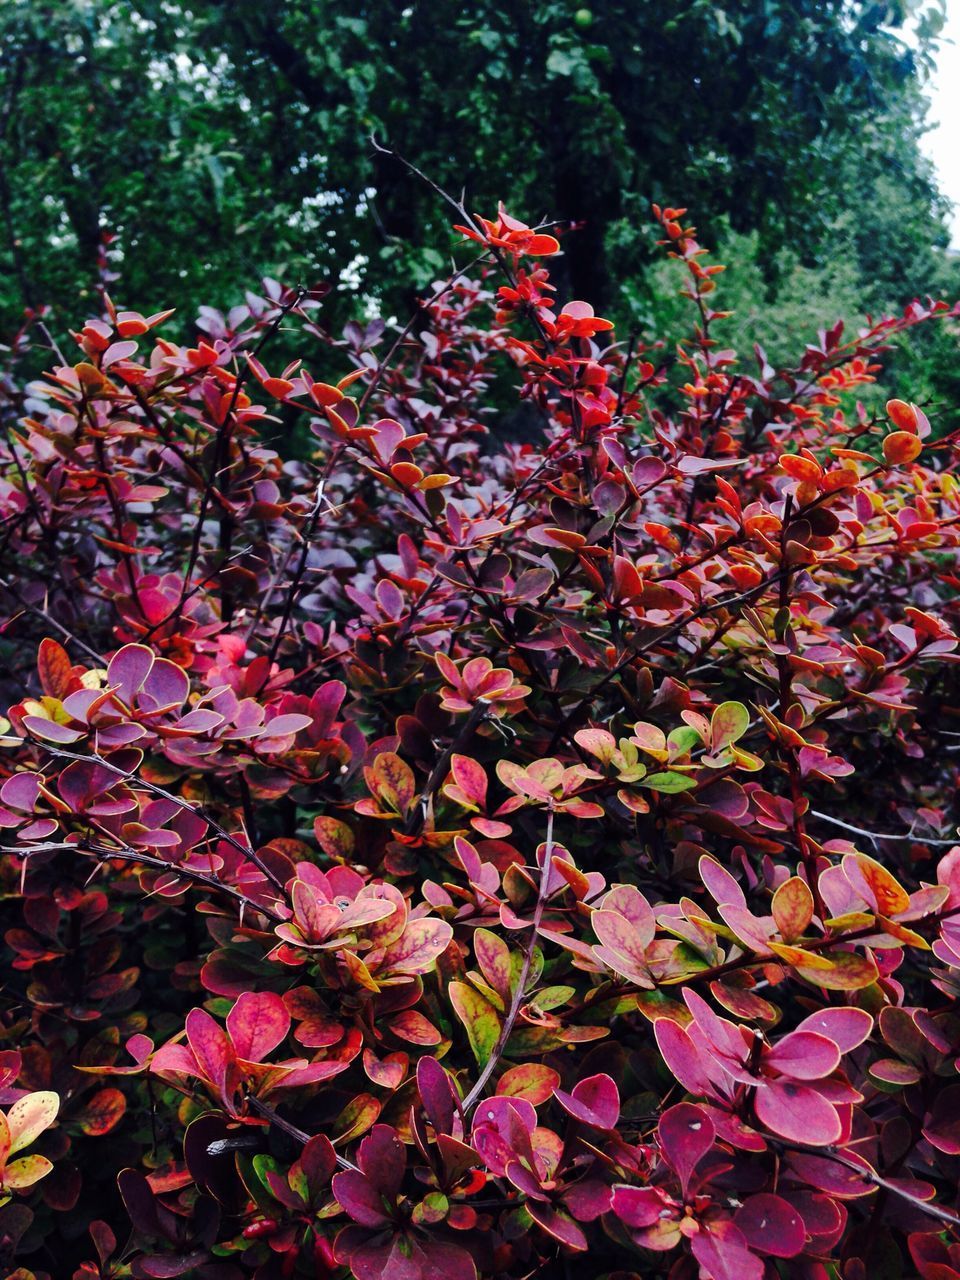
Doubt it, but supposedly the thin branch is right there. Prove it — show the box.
[462,806,555,1113]
[247,1097,360,1172]
[2,839,283,922]
[357,250,487,412]
[0,575,103,662]
[404,701,489,837]
[810,810,958,847]
[818,1146,960,1231]
[36,743,287,894]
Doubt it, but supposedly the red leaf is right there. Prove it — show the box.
[553,1073,620,1129]
[331,1170,392,1227]
[185,1008,233,1094]
[658,1102,714,1194]
[754,1080,841,1145]
[735,1193,806,1257]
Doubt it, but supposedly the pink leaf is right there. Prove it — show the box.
[141,659,189,709]
[553,1073,620,1129]
[794,1006,873,1052]
[592,909,653,962]
[225,991,289,1062]
[380,918,453,975]
[450,754,487,808]
[185,1008,233,1094]
[754,1080,841,1145]
[765,1031,840,1080]
[654,1018,719,1100]
[22,716,84,744]
[525,1201,588,1251]
[611,1185,663,1229]
[690,1219,764,1280]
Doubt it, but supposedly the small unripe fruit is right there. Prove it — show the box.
[574,8,593,27]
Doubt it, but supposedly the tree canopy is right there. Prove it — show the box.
[0,0,953,334]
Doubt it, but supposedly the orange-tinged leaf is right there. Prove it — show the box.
[474,928,513,1003]
[845,853,910,916]
[332,1093,381,1145]
[772,877,814,943]
[309,381,344,407]
[37,639,73,699]
[389,1009,442,1046]
[711,700,749,749]
[363,1049,407,1091]
[527,233,561,255]
[313,816,355,858]
[780,453,822,483]
[544,527,587,550]
[824,912,875,932]
[885,399,918,432]
[876,916,928,948]
[496,1064,560,1105]
[883,432,922,465]
[367,751,415,815]
[768,942,834,971]
[390,461,424,487]
[73,1088,126,1137]
[574,728,617,764]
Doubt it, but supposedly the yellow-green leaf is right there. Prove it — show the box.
[2,1154,53,1189]
[796,951,879,991]
[6,1092,59,1156]
[449,981,502,1067]
[711,701,750,749]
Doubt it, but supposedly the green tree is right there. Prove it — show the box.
[0,0,953,336]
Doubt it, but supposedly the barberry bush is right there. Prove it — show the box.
[1,195,960,1280]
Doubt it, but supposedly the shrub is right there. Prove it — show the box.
[1,199,959,1280]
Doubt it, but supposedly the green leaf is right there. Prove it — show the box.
[642,772,697,793]
[711,701,750,749]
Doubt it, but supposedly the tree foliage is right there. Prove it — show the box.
[0,0,953,333]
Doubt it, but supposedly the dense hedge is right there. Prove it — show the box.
[1,203,959,1279]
